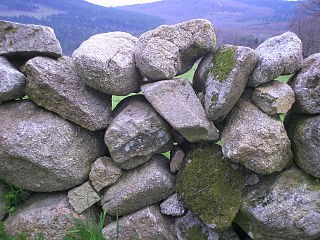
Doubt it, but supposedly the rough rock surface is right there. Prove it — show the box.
[247,32,303,87]
[67,181,100,214]
[289,53,320,114]
[221,91,292,174]
[177,145,245,231]
[103,205,176,240]
[0,56,26,102]
[252,80,295,115]
[235,167,320,240]
[24,56,112,131]
[89,157,123,191]
[287,114,320,178]
[104,95,172,169]
[135,19,216,81]
[0,101,105,192]
[160,193,186,217]
[170,146,185,173]
[142,78,219,142]
[194,45,258,121]
[5,193,91,240]
[0,181,8,221]
[101,155,175,216]
[73,32,141,96]
[0,20,62,58]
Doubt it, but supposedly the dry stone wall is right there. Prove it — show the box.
[0,19,319,240]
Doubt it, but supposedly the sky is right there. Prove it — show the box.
[85,0,162,7]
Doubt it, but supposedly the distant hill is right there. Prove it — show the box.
[0,0,165,55]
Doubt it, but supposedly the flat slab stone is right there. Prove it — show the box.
[142,78,219,142]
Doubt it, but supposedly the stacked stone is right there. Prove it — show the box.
[0,19,319,240]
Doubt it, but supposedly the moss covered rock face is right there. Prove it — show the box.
[177,144,246,231]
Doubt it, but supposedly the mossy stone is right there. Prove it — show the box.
[211,47,236,82]
[185,225,209,240]
[177,145,245,231]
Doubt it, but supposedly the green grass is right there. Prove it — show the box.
[175,64,198,82]
[275,75,291,83]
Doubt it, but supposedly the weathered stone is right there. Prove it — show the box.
[252,80,295,115]
[194,45,258,121]
[142,78,219,142]
[67,181,100,214]
[0,56,26,102]
[235,167,320,240]
[0,20,62,58]
[101,155,175,216]
[0,181,8,221]
[103,205,176,240]
[73,32,141,96]
[170,146,185,173]
[0,101,105,192]
[160,193,186,217]
[104,95,172,170]
[177,145,245,231]
[24,56,112,131]
[135,19,216,81]
[245,172,260,186]
[247,32,303,87]
[5,193,92,240]
[289,53,320,114]
[221,91,292,174]
[89,157,123,191]
[287,114,320,178]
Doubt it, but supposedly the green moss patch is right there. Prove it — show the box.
[4,25,18,34]
[211,47,236,82]
[185,225,208,240]
[177,145,245,231]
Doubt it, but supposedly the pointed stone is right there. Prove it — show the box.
[160,193,186,217]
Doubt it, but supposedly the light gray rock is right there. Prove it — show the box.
[0,20,62,58]
[194,45,258,121]
[142,78,219,142]
[0,56,26,102]
[135,19,216,81]
[247,32,303,87]
[67,181,100,214]
[104,95,172,170]
[73,32,141,96]
[235,167,320,240]
[252,80,295,115]
[89,157,123,192]
[103,205,176,240]
[24,56,112,131]
[100,155,175,216]
[5,193,92,240]
[160,193,186,217]
[287,114,320,178]
[170,146,185,173]
[289,53,320,114]
[0,181,8,221]
[0,101,105,192]
[221,91,292,175]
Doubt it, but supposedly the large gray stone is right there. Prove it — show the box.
[252,80,295,115]
[104,95,172,170]
[235,167,320,240]
[142,78,219,142]
[0,56,26,102]
[247,32,303,87]
[0,20,62,58]
[160,193,186,217]
[73,32,141,96]
[0,181,8,221]
[194,45,258,121]
[289,53,320,114]
[0,101,105,192]
[5,193,92,240]
[100,155,175,216]
[135,19,216,81]
[221,91,292,175]
[103,205,176,240]
[24,56,112,131]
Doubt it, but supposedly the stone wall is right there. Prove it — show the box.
[0,19,319,240]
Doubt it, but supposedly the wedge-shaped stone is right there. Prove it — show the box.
[0,20,62,58]
[100,155,175,216]
[104,95,172,169]
[235,167,320,240]
[142,78,219,142]
[0,101,105,192]
[103,205,176,240]
[160,193,186,217]
[135,19,216,81]
[24,56,112,131]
